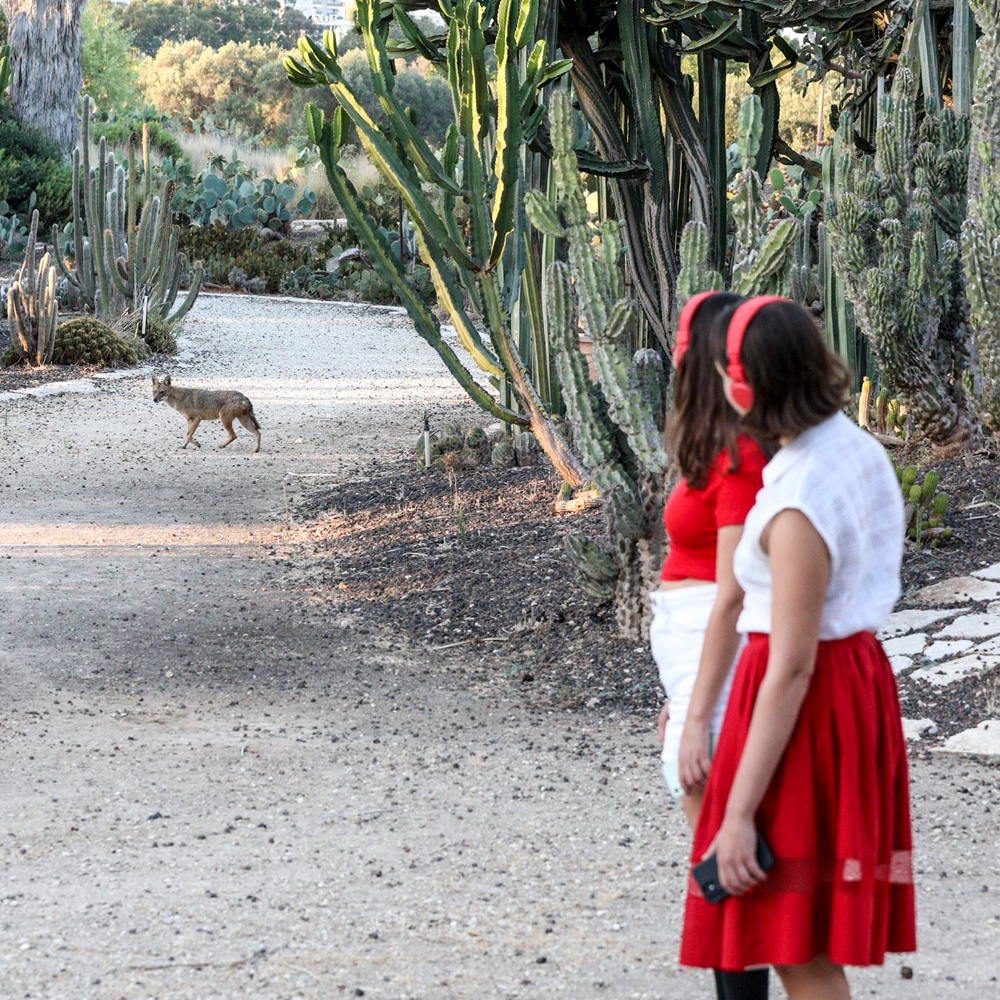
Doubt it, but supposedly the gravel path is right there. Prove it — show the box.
[1,295,998,999]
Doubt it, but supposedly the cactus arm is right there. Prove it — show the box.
[103,230,131,298]
[618,0,667,204]
[37,264,58,365]
[164,261,203,325]
[591,301,669,474]
[307,104,520,422]
[544,260,616,475]
[8,286,30,358]
[560,26,671,350]
[354,4,464,198]
[677,221,724,303]
[390,6,444,63]
[489,0,523,267]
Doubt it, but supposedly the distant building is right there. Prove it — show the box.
[293,1,354,34]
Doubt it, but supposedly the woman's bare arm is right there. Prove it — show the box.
[678,524,746,794]
[706,508,830,895]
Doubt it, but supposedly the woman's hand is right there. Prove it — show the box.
[656,700,670,745]
[704,818,768,896]
[678,716,712,794]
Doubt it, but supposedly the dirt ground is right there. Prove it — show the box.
[1,295,998,1000]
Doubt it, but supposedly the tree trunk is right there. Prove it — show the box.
[2,0,85,157]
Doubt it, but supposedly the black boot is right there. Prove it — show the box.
[713,967,769,1000]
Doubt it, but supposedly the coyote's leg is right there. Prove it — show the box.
[184,417,202,448]
[237,412,261,453]
[218,409,238,448]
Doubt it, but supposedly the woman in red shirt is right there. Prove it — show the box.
[650,291,770,1000]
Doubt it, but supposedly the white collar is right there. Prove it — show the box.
[762,412,847,487]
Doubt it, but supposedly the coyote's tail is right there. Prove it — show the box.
[247,404,262,430]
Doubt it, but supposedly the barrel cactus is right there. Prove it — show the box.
[51,318,143,368]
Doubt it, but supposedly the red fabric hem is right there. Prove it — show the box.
[679,632,917,970]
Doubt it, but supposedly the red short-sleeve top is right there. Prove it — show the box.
[660,435,767,582]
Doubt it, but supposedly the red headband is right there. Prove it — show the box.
[672,291,721,368]
[725,295,787,410]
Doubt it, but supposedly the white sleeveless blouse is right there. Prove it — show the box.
[734,413,904,639]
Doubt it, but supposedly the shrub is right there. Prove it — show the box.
[178,222,313,292]
[0,103,73,230]
[90,115,186,163]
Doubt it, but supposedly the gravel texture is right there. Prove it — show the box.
[1,293,998,999]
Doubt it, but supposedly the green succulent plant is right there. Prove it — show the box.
[50,318,142,369]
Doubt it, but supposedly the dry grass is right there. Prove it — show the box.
[169,132,384,221]
[88,126,387,223]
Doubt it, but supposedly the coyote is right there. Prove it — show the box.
[152,374,262,453]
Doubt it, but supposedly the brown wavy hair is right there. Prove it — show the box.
[717,299,851,439]
[667,292,745,489]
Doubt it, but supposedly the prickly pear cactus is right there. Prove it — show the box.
[527,90,668,641]
[827,69,984,455]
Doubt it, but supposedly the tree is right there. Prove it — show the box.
[83,0,144,116]
[1,0,85,156]
[118,0,308,57]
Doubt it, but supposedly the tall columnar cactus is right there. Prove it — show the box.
[677,95,802,306]
[527,90,668,640]
[286,0,590,489]
[826,69,984,455]
[729,96,800,297]
[54,103,202,327]
[7,210,58,366]
[963,0,1000,437]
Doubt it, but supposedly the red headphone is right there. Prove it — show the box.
[725,295,786,411]
[672,290,720,368]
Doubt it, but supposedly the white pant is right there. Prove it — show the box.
[649,584,740,797]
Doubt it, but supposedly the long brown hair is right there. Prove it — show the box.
[667,292,745,489]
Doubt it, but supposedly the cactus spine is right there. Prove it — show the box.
[7,210,58,366]
[530,90,667,639]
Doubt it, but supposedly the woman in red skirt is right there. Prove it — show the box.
[680,297,916,998]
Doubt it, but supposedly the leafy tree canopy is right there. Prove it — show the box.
[83,0,144,115]
[115,0,312,56]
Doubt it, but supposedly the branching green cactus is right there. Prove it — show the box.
[7,210,58,366]
[54,101,203,327]
[678,95,803,304]
[895,462,952,548]
[962,0,1000,438]
[286,0,590,489]
[530,90,668,639]
[826,69,984,455]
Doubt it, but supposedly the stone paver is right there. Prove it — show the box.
[909,575,1000,605]
[881,607,960,637]
[939,720,1000,755]
[886,568,1000,757]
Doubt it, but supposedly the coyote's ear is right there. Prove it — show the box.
[163,374,171,385]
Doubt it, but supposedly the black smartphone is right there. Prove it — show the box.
[693,832,776,904]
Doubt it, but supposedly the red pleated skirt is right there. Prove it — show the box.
[680,632,916,970]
